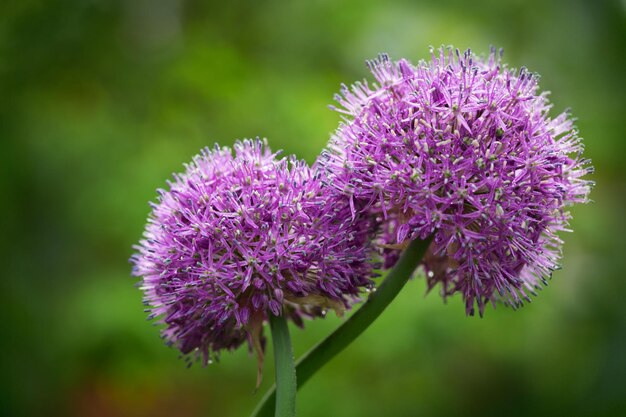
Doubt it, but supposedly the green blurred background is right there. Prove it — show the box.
[2,0,625,416]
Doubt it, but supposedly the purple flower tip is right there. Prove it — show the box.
[131,138,375,371]
[320,47,593,316]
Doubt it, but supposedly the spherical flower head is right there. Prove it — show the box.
[131,139,375,373]
[320,47,593,316]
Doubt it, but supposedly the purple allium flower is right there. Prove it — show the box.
[131,139,375,378]
[320,47,593,316]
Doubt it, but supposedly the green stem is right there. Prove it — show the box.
[252,237,432,417]
[269,313,297,417]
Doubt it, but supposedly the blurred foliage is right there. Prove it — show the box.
[2,0,625,416]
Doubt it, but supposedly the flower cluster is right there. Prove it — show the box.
[132,47,593,376]
[131,139,376,369]
[320,47,593,316]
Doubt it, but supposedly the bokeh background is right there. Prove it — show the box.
[2,0,625,416]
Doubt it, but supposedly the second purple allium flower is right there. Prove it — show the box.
[320,47,593,316]
[131,139,375,379]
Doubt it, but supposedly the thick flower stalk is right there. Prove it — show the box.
[131,139,376,381]
[320,47,593,316]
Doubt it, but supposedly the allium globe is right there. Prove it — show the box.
[131,139,375,376]
[320,47,593,316]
